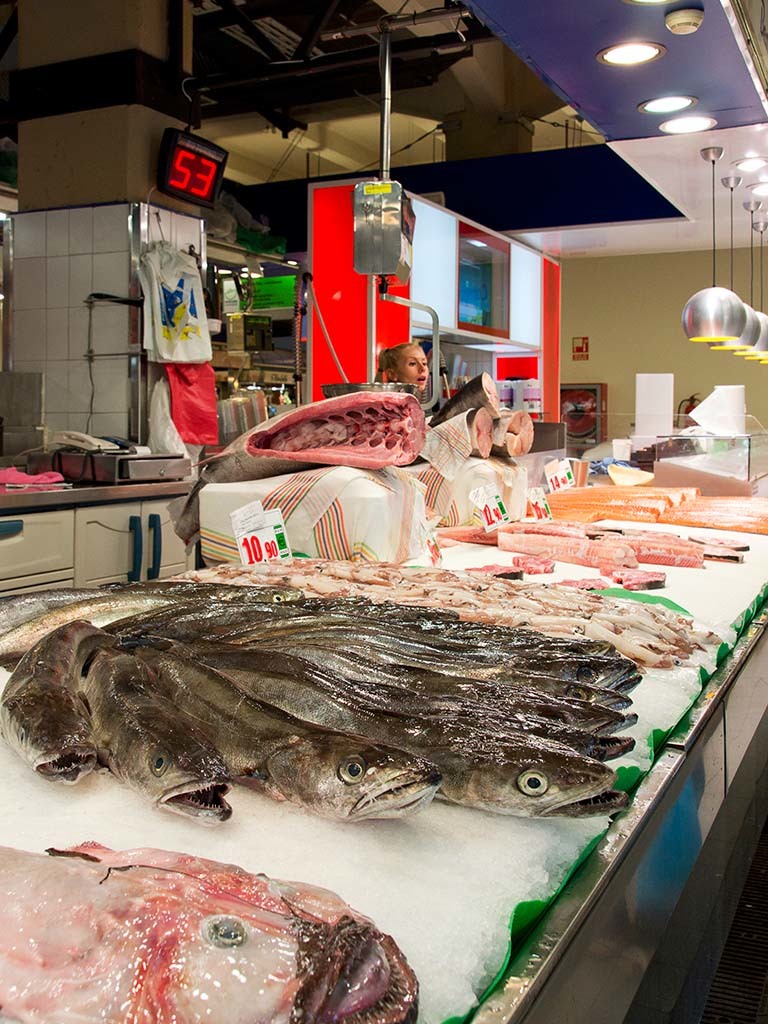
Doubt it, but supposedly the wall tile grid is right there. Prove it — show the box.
[12,204,131,430]
[11,204,204,435]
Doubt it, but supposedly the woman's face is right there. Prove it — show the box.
[397,348,429,391]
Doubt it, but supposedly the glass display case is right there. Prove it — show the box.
[654,419,768,495]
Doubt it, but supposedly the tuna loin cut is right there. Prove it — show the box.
[247,392,426,468]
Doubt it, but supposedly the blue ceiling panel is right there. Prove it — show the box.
[463,0,766,140]
[233,145,683,252]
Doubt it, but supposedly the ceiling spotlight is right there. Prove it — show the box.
[639,96,697,114]
[748,183,768,197]
[734,156,768,172]
[596,42,666,66]
[659,115,717,134]
[665,8,704,34]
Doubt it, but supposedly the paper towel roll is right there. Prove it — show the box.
[689,384,746,435]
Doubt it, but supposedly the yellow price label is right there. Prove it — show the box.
[363,182,393,195]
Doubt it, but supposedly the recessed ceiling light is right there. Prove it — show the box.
[659,114,717,134]
[735,156,768,172]
[639,95,697,114]
[467,239,488,248]
[596,42,666,66]
[748,182,768,196]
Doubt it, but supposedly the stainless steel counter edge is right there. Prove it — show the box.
[0,480,193,512]
[472,751,684,1024]
[472,615,767,1024]
[666,610,768,750]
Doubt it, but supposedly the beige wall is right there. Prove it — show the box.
[560,248,768,439]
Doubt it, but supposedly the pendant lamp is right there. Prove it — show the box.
[716,199,764,351]
[711,174,753,351]
[682,147,747,342]
[742,216,768,358]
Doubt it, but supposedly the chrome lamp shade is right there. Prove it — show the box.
[712,302,760,351]
[743,310,768,358]
[681,286,746,342]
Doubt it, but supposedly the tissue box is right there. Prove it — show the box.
[199,465,431,564]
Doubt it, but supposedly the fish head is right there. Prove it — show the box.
[87,651,233,823]
[161,903,416,1024]
[262,733,442,821]
[442,738,629,817]
[0,680,96,783]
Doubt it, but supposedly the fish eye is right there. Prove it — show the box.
[273,594,285,603]
[338,755,367,784]
[567,684,592,702]
[576,665,598,683]
[202,915,248,948]
[150,752,169,777]
[517,769,549,797]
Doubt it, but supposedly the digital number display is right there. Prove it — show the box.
[157,128,228,208]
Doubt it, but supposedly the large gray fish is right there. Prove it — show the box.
[230,642,638,746]
[0,591,188,664]
[0,620,114,783]
[137,646,442,820]
[0,583,302,659]
[172,644,628,818]
[81,649,232,822]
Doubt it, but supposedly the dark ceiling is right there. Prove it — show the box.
[192,0,494,135]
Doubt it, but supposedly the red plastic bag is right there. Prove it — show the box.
[164,363,219,445]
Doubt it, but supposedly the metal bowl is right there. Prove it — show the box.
[321,382,419,399]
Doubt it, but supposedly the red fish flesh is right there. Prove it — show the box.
[497,532,638,573]
[558,578,612,590]
[0,842,418,1024]
[611,569,667,590]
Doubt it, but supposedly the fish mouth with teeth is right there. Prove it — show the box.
[34,748,97,784]
[542,788,629,817]
[350,770,442,820]
[160,780,233,822]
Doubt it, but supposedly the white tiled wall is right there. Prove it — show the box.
[10,203,203,436]
[11,203,132,431]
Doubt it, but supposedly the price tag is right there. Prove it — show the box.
[470,484,511,533]
[425,528,443,566]
[544,458,575,492]
[527,487,553,520]
[231,500,292,565]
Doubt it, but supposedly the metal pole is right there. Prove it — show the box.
[379,25,392,181]
[321,6,471,41]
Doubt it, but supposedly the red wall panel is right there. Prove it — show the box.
[309,183,411,400]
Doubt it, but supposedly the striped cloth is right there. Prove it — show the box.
[420,411,474,480]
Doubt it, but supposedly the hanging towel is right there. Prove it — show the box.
[138,240,212,363]
[165,363,219,445]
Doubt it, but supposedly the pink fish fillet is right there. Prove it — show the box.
[558,578,612,590]
[437,526,498,546]
[497,532,639,571]
[611,569,667,590]
[0,842,418,1024]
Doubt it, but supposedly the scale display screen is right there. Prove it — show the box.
[157,128,228,208]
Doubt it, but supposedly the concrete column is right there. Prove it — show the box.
[16,0,194,211]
